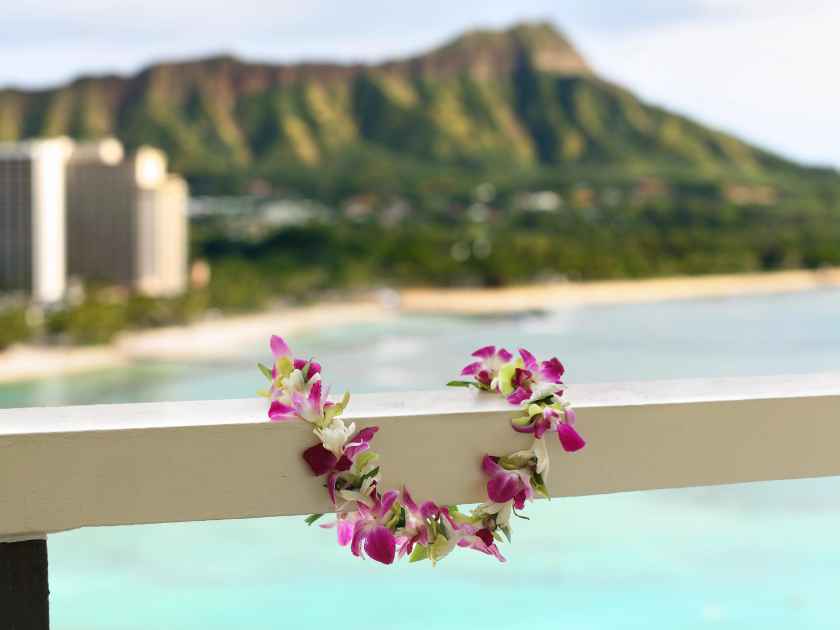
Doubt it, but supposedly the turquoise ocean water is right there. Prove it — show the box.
[3,288,840,629]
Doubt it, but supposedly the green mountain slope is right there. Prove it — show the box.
[0,22,835,197]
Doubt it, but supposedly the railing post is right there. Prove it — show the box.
[0,537,50,630]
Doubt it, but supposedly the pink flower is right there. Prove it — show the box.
[302,426,380,504]
[265,335,325,422]
[503,348,566,405]
[511,405,585,452]
[349,489,400,564]
[396,487,441,558]
[460,345,514,390]
[439,509,506,563]
[510,408,553,438]
[290,380,329,424]
[482,455,532,508]
[270,335,321,378]
[457,531,506,562]
[519,349,565,384]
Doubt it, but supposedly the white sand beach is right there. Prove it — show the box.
[399,268,840,315]
[0,301,393,384]
[1,268,838,384]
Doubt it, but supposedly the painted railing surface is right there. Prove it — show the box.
[2,373,840,539]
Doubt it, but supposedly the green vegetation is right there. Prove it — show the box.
[0,307,31,350]
[194,192,840,297]
[44,291,209,346]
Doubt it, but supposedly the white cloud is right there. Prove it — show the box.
[579,1,840,166]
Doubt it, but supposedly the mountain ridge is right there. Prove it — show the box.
[0,22,590,93]
[0,21,831,197]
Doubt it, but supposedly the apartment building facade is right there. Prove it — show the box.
[0,138,73,303]
[0,138,188,302]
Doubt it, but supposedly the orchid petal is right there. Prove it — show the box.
[460,362,482,376]
[487,471,520,503]
[379,489,399,515]
[533,415,551,439]
[334,454,352,472]
[365,525,396,565]
[511,420,536,434]
[343,426,379,461]
[497,363,518,396]
[557,422,586,452]
[268,400,295,421]
[302,443,337,476]
[511,368,531,388]
[482,455,502,477]
[506,386,532,405]
[337,519,354,546]
[350,522,366,557]
[498,348,513,362]
[401,487,419,513]
[488,545,507,563]
[420,501,440,520]
[270,335,291,358]
[518,348,538,371]
[308,380,322,406]
[352,426,379,444]
[476,528,495,547]
[398,538,413,558]
[342,441,369,462]
[471,345,496,359]
[540,357,565,383]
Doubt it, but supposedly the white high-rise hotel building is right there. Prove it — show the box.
[0,138,188,302]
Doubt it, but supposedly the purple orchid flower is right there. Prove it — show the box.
[457,530,506,562]
[302,425,380,503]
[349,489,400,564]
[460,345,514,390]
[519,349,565,383]
[396,487,441,558]
[270,335,321,376]
[290,380,330,424]
[293,358,321,381]
[503,348,566,405]
[510,407,553,438]
[265,335,325,422]
[436,506,507,563]
[482,455,533,508]
[511,405,585,452]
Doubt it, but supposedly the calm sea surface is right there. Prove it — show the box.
[3,288,840,629]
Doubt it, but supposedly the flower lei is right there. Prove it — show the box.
[258,336,585,565]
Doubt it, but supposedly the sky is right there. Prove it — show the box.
[3,0,839,168]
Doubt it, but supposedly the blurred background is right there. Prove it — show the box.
[2,2,840,628]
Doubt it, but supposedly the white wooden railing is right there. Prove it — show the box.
[1,373,840,628]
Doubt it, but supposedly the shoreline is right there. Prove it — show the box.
[1,268,838,385]
[399,268,840,315]
[0,301,394,385]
